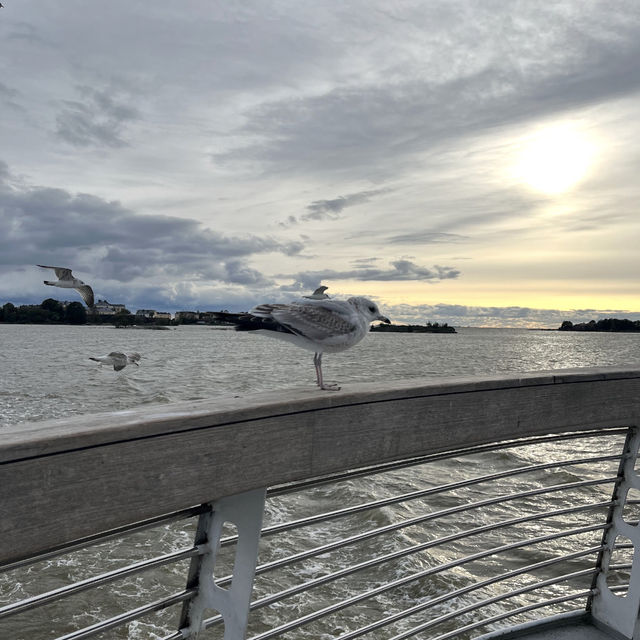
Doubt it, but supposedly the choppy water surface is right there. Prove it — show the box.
[1,325,640,639]
[2,325,640,428]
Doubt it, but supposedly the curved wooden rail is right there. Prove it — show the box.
[2,365,640,565]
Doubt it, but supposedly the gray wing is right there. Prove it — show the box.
[252,301,358,341]
[107,352,127,371]
[303,286,329,299]
[37,265,74,280]
[55,267,74,280]
[76,284,94,307]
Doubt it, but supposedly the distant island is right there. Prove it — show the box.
[559,318,640,332]
[371,322,456,334]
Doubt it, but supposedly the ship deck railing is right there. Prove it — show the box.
[2,366,640,639]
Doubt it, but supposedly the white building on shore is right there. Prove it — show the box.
[93,299,128,315]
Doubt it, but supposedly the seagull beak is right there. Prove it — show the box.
[379,315,391,324]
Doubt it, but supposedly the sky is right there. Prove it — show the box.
[1,1,639,328]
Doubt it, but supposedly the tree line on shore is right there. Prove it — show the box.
[559,318,640,332]
[0,299,159,326]
[371,321,456,333]
[1,299,90,324]
[0,299,226,326]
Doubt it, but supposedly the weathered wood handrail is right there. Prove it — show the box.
[2,365,640,566]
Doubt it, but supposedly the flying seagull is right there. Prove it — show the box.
[37,265,94,308]
[304,285,330,300]
[214,297,390,390]
[89,352,141,371]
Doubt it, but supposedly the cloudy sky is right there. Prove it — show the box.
[1,1,639,327]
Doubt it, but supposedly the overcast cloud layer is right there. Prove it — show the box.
[1,1,639,326]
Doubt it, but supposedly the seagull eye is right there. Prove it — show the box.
[368,305,376,313]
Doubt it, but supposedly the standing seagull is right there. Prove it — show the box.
[89,352,141,371]
[214,297,390,390]
[304,285,330,300]
[37,265,94,308]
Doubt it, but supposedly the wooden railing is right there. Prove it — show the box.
[2,366,640,639]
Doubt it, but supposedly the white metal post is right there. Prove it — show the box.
[591,426,640,639]
[182,487,267,639]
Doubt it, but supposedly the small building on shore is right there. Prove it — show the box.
[94,300,128,315]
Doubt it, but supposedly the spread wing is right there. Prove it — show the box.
[76,284,94,308]
[107,352,127,371]
[37,265,73,280]
[251,301,358,342]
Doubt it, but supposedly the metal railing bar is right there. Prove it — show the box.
[430,586,631,640]
[205,518,610,632]
[200,507,613,633]
[213,500,612,592]
[53,589,195,640]
[244,523,606,640]
[268,429,626,496]
[429,584,636,640]
[225,478,615,578]
[423,566,630,640]
[0,505,206,572]
[428,585,627,640]
[336,554,633,640]
[246,454,620,542]
[0,546,201,619]
[263,546,606,639]
[387,566,608,640]
[5,495,616,635]
[400,590,595,640]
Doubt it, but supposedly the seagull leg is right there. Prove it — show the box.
[313,353,322,386]
[314,352,340,391]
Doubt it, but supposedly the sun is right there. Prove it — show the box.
[513,124,595,194]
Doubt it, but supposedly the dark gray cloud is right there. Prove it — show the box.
[283,259,460,290]
[55,86,140,148]
[280,189,388,227]
[0,164,302,287]
[303,189,388,221]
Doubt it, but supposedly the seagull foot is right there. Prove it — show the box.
[320,383,341,391]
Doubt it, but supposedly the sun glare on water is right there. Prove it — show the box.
[514,124,596,194]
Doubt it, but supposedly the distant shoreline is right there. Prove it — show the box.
[558,318,640,333]
[371,323,456,334]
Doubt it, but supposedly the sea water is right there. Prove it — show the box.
[2,325,639,429]
[1,324,640,639]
